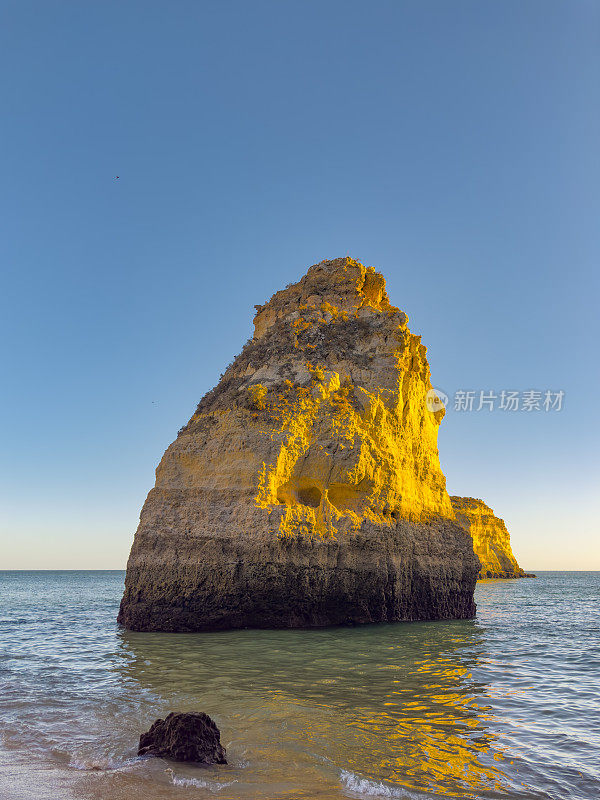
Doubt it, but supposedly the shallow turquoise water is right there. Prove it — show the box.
[0,571,598,800]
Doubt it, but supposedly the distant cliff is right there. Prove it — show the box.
[118,257,479,632]
[451,497,532,579]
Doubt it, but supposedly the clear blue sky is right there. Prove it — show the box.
[1,1,598,569]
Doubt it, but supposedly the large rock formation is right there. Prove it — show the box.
[450,496,528,578]
[118,257,479,631]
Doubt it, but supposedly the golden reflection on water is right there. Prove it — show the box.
[113,619,510,797]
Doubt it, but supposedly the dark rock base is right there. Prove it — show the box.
[118,522,478,632]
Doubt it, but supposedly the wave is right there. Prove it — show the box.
[69,754,135,771]
[168,770,238,792]
[340,770,421,799]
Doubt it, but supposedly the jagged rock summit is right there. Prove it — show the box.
[118,257,479,631]
[451,496,532,578]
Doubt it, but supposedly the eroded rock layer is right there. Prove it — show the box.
[118,258,479,631]
[451,496,527,579]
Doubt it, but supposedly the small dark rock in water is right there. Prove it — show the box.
[138,712,227,764]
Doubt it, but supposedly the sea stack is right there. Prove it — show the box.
[451,496,530,578]
[118,258,479,631]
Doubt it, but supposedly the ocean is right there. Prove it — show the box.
[0,571,598,800]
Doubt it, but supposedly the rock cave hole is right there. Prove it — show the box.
[328,484,366,514]
[295,486,322,508]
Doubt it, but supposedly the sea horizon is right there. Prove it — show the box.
[4,568,598,573]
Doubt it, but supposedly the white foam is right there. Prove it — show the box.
[169,771,238,791]
[69,755,137,772]
[340,770,411,798]
[69,754,124,771]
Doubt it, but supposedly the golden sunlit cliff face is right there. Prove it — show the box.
[249,259,454,534]
[451,497,526,579]
[118,258,479,632]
